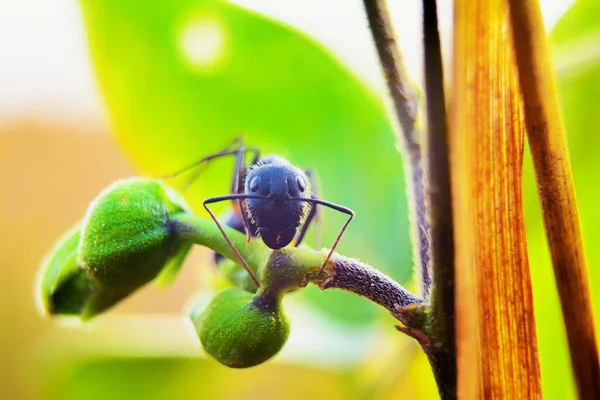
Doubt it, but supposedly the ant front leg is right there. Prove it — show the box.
[289,196,354,275]
[294,170,321,248]
[203,194,266,289]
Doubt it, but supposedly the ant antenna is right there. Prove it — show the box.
[203,193,268,288]
[289,197,354,275]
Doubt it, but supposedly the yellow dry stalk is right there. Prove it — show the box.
[508,1,600,397]
[452,0,542,398]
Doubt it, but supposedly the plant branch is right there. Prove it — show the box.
[171,213,268,277]
[171,213,423,322]
[363,0,431,298]
[507,1,600,397]
[318,253,422,315]
[363,0,418,137]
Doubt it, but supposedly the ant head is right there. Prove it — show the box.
[244,158,311,200]
[244,157,311,250]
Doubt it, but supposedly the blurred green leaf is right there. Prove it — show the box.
[40,356,355,400]
[80,0,412,324]
[524,1,600,399]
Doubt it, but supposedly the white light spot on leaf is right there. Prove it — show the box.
[179,16,227,71]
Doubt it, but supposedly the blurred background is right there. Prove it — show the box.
[1,0,597,399]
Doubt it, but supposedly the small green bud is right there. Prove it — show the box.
[190,288,290,368]
[38,178,192,319]
[37,224,96,316]
[79,178,189,285]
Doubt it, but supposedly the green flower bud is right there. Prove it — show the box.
[38,178,192,319]
[37,224,96,316]
[190,288,290,368]
[79,178,189,284]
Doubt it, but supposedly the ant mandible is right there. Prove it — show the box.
[165,137,354,289]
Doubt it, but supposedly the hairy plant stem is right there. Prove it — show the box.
[363,0,456,398]
[171,214,423,321]
[363,0,431,298]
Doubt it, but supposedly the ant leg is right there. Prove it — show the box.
[294,199,317,247]
[294,170,322,248]
[203,194,266,289]
[159,137,259,191]
[182,142,260,191]
[289,197,354,275]
[229,145,258,244]
[240,149,263,242]
[240,201,255,244]
[310,172,323,249]
[230,139,246,193]
[249,151,261,166]
[163,137,241,180]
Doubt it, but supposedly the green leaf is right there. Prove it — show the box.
[80,0,412,324]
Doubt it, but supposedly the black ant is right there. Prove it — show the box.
[165,137,354,288]
[211,156,321,266]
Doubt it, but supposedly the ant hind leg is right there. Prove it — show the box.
[158,136,259,192]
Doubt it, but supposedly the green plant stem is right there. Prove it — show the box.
[171,213,423,321]
[172,213,269,276]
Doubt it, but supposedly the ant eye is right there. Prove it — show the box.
[296,176,306,192]
[249,176,261,192]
